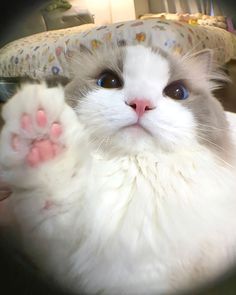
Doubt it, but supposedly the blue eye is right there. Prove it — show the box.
[97,71,123,89]
[163,81,189,100]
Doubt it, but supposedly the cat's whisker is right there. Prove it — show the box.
[196,122,234,132]
[193,127,231,135]
[195,123,226,130]
[195,135,235,168]
[196,134,226,151]
[213,154,234,169]
[152,123,233,161]
[201,148,234,169]
[181,40,206,58]
[157,123,234,168]
[94,136,110,154]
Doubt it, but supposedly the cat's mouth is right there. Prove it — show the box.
[122,123,152,136]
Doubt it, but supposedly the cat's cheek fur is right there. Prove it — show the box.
[56,151,236,295]
[142,98,197,150]
[76,88,197,154]
[76,88,143,152]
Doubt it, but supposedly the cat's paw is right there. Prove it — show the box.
[11,109,63,167]
[0,83,80,169]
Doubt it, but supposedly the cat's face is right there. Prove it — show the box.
[66,45,229,156]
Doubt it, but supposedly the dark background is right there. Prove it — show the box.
[221,0,236,25]
[1,1,236,294]
[0,0,48,47]
[0,2,83,293]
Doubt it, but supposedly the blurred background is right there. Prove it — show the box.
[1,0,236,47]
[0,1,236,295]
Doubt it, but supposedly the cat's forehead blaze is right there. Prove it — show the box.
[123,45,170,83]
[66,45,202,108]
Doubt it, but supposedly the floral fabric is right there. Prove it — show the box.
[0,19,236,79]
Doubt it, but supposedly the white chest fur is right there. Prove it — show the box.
[10,144,236,295]
[66,147,236,294]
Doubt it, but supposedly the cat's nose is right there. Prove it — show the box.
[127,99,155,117]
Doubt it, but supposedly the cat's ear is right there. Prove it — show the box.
[64,44,94,78]
[191,49,214,74]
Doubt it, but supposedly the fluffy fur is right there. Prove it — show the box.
[1,45,236,295]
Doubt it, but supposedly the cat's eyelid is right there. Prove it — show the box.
[166,79,187,88]
[165,79,192,93]
[163,79,190,100]
[96,69,123,89]
[96,68,121,79]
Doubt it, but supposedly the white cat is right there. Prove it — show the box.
[1,45,236,295]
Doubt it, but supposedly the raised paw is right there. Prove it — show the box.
[11,109,63,167]
[0,83,81,169]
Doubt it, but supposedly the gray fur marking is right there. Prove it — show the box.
[65,45,124,108]
[65,44,232,158]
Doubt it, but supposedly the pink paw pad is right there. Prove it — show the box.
[50,123,62,138]
[26,138,63,168]
[11,108,64,167]
[36,109,47,127]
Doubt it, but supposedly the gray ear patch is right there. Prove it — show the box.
[65,44,125,108]
[178,51,232,159]
[185,92,231,158]
[163,47,233,159]
[190,49,213,74]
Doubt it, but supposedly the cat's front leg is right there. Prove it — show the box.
[0,83,89,219]
[0,84,92,281]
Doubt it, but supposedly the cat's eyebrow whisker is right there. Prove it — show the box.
[181,40,206,59]
[181,42,226,66]
[183,43,225,59]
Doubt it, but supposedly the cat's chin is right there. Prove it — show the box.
[86,124,176,156]
[103,127,158,156]
[121,123,152,136]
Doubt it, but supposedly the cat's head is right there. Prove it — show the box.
[66,45,230,157]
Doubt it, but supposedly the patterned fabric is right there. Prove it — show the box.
[0,19,236,79]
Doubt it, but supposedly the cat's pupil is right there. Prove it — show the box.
[97,71,122,89]
[163,81,189,100]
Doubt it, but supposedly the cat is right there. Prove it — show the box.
[1,44,236,295]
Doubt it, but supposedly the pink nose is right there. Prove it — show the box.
[127,99,154,117]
